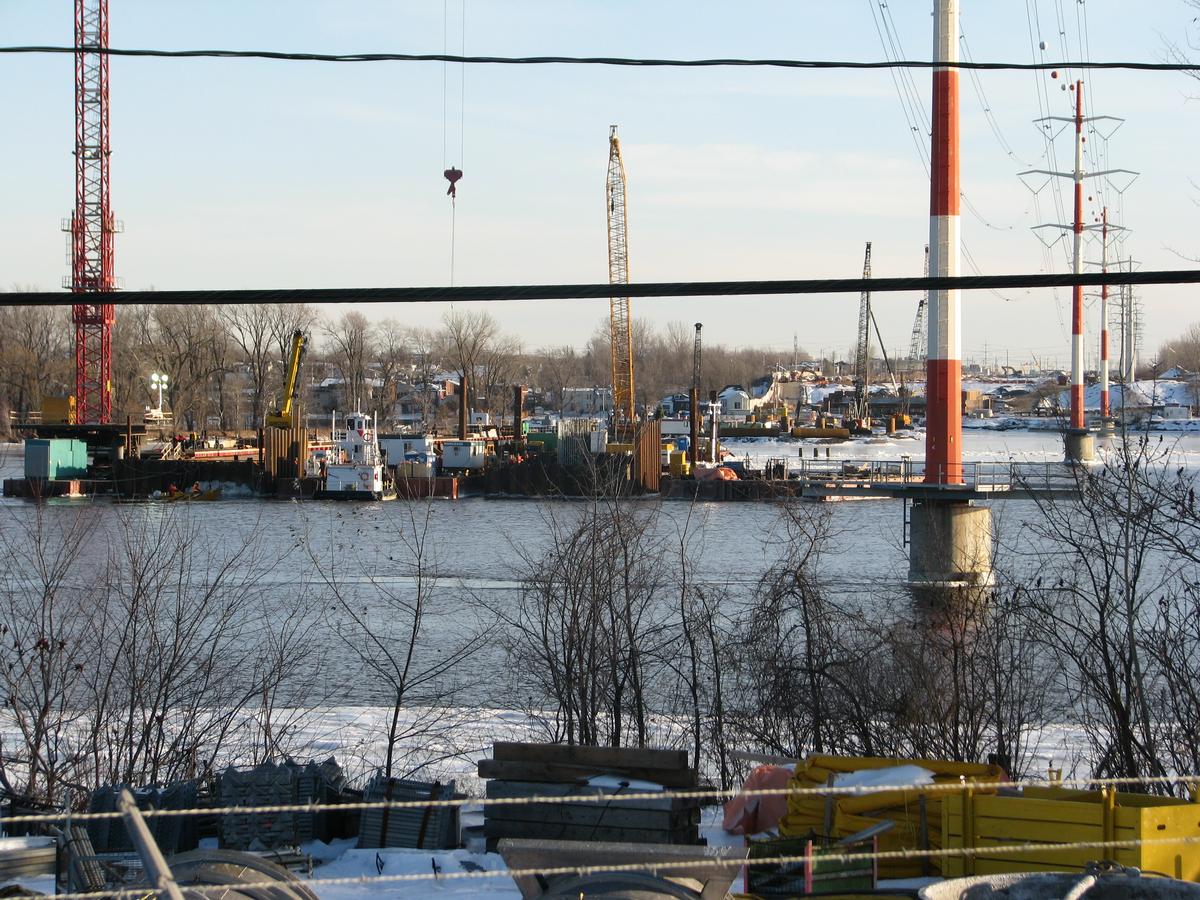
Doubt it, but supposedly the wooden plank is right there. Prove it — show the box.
[483,818,698,845]
[492,742,688,772]
[486,802,699,831]
[485,780,696,812]
[478,758,698,789]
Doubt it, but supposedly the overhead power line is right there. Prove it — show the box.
[1,269,1196,308]
[0,45,1197,71]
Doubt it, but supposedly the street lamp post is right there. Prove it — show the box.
[150,372,169,415]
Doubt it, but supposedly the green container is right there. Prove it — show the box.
[24,439,89,480]
[746,835,875,896]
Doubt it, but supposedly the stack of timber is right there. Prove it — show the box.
[478,741,701,850]
[777,754,1003,879]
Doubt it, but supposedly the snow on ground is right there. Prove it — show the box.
[309,845,518,899]
[720,427,1200,470]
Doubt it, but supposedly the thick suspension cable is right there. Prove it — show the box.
[1,269,1197,308]
[0,46,1197,70]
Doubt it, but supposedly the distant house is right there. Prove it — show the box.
[658,393,691,417]
[718,385,751,420]
[1160,366,1191,381]
[561,387,613,416]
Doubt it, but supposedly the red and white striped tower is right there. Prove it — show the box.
[925,0,962,485]
[1099,206,1110,421]
[1069,81,1085,431]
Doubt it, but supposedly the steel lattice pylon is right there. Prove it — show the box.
[606,125,635,428]
[67,0,116,424]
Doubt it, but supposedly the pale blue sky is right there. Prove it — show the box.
[0,1,1196,367]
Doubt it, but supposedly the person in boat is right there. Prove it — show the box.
[191,482,202,495]
[167,483,179,497]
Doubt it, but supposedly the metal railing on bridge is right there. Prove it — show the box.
[792,458,1081,495]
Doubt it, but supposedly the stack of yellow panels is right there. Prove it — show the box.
[777,754,1004,879]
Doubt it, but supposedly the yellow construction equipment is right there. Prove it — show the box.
[606,125,635,431]
[265,330,307,429]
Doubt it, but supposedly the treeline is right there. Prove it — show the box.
[0,293,808,434]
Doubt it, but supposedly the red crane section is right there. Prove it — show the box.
[68,0,116,424]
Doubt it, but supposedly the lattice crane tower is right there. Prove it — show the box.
[66,0,117,424]
[852,242,873,418]
[606,125,635,428]
[908,245,929,379]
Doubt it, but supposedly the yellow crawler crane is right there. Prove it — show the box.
[606,125,635,432]
[265,329,307,429]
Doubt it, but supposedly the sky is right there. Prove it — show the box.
[0,0,1197,370]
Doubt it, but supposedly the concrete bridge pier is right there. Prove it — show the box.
[908,499,994,595]
[1064,428,1095,464]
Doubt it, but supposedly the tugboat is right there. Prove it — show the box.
[315,410,396,501]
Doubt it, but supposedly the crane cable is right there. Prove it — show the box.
[442,1,467,288]
[867,2,1016,302]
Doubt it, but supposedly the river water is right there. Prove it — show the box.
[2,429,1199,709]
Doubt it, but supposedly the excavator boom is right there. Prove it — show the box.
[265,329,307,429]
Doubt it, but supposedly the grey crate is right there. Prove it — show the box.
[356,775,458,850]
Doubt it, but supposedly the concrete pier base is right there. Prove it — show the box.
[1098,418,1116,437]
[908,500,994,591]
[1064,428,1095,463]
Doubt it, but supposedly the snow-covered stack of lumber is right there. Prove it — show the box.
[478,741,702,850]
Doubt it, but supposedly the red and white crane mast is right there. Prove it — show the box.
[67,0,117,424]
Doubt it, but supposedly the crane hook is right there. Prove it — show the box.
[444,167,463,198]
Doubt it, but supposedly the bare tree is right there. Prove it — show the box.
[492,474,671,748]
[1020,433,1181,786]
[479,333,523,414]
[0,505,318,802]
[84,508,312,788]
[536,345,582,416]
[323,311,374,412]
[440,309,498,420]
[0,296,70,426]
[374,318,411,421]
[222,304,278,429]
[309,498,485,834]
[0,506,96,804]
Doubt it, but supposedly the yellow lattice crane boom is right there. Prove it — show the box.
[606,125,635,430]
[265,329,307,429]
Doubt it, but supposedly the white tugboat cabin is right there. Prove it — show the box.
[317,410,395,500]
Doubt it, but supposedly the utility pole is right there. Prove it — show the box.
[1100,208,1112,429]
[1020,81,1135,462]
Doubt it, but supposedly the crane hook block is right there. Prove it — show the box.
[444,167,463,198]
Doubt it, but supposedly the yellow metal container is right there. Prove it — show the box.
[779,754,1003,879]
[943,785,1200,881]
[669,451,689,478]
[42,395,76,425]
